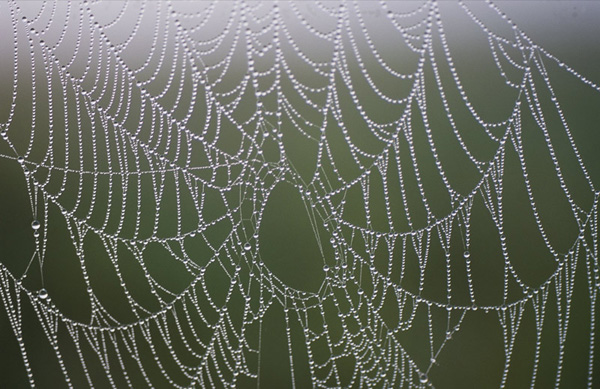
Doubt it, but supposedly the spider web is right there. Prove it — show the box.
[0,0,598,387]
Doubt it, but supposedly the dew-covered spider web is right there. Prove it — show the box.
[0,0,599,387]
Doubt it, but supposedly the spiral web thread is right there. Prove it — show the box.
[0,0,598,387]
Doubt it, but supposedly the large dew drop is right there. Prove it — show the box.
[38,288,48,300]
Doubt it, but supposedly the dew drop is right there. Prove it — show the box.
[463,250,470,259]
[38,288,48,300]
[243,243,251,251]
[31,220,41,230]
[419,373,428,384]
